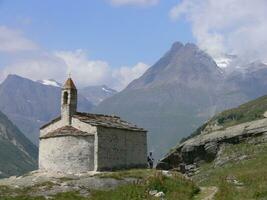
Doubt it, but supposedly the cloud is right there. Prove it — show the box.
[0,49,149,91]
[54,50,111,87]
[54,50,149,90]
[0,53,66,83]
[170,0,267,63]
[110,0,159,6]
[112,62,149,89]
[0,26,149,90]
[0,26,38,52]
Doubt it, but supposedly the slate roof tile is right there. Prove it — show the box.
[73,112,146,132]
[40,126,89,139]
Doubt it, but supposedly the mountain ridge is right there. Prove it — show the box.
[0,74,93,145]
[94,42,267,160]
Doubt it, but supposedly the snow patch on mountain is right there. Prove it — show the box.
[214,57,232,68]
[37,79,62,87]
[102,86,113,93]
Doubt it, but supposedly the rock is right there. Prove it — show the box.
[149,190,165,198]
[156,161,171,170]
[204,142,218,161]
[149,190,158,196]
[0,171,137,197]
[238,155,248,161]
[157,117,267,172]
[154,191,165,197]
[226,175,244,186]
[156,152,181,170]
[233,180,244,186]
[161,170,172,177]
[179,163,186,174]
[185,164,197,171]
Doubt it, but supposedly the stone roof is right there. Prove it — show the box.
[40,113,146,132]
[63,78,76,89]
[74,112,146,132]
[40,126,90,139]
[40,116,61,129]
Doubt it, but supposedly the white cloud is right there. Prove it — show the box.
[110,0,159,6]
[112,62,149,89]
[54,50,149,90]
[0,26,38,52]
[0,53,66,83]
[170,0,267,63]
[0,49,149,91]
[54,50,112,87]
[0,26,149,91]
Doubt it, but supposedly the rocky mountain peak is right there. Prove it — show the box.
[127,42,222,90]
[4,74,25,83]
[169,41,184,52]
[80,85,117,105]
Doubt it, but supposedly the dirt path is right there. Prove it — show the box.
[194,186,218,200]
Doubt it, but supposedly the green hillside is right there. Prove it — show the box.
[193,141,267,200]
[178,94,267,199]
[181,94,267,143]
[0,111,38,178]
[0,138,37,178]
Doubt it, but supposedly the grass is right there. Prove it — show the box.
[210,94,267,128]
[91,172,199,200]
[193,141,267,200]
[0,181,58,199]
[95,169,154,180]
[180,95,267,144]
[0,170,199,200]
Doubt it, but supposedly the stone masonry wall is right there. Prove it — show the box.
[39,135,95,173]
[96,127,147,171]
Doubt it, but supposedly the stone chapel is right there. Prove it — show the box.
[39,78,147,174]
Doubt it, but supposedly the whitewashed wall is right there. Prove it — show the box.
[39,135,95,173]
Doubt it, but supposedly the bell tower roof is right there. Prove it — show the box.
[63,78,76,89]
[61,77,78,124]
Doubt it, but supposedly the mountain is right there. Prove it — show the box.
[80,85,117,105]
[126,42,223,90]
[0,75,93,145]
[94,42,227,160]
[37,79,117,105]
[94,42,267,160]
[0,110,37,178]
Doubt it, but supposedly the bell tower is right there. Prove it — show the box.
[61,78,77,125]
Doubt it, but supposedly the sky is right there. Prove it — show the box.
[0,0,267,90]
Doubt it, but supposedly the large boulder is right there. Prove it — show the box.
[157,117,267,172]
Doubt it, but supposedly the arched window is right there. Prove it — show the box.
[63,92,68,104]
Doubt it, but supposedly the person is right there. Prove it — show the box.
[147,152,154,169]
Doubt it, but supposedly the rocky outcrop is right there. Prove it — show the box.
[0,171,136,198]
[157,117,267,173]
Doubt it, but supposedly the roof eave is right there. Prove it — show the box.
[40,116,61,130]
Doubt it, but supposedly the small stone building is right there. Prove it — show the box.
[39,78,147,174]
